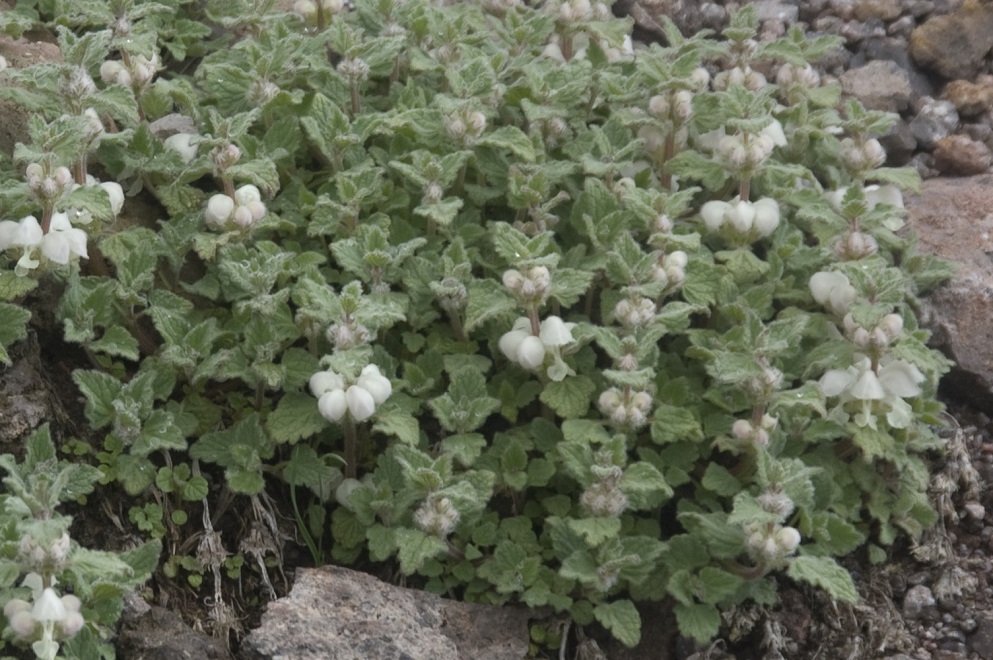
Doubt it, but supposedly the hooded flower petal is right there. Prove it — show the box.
[12,216,43,247]
[539,316,575,347]
[345,384,376,421]
[32,587,67,622]
[357,364,392,404]
[761,119,787,147]
[516,335,546,369]
[850,363,885,400]
[819,368,855,397]
[309,370,344,397]
[878,359,924,398]
[864,184,903,210]
[318,389,347,422]
[700,200,729,232]
[0,220,18,250]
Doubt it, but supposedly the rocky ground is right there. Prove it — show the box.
[3,0,993,658]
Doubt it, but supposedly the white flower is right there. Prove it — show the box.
[775,526,801,553]
[41,212,88,264]
[318,389,348,422]
[761,119,787,147]
[234,184,261,206]
[310,370,345,397]
[809,271,856,314]
[701,200,730,233]
[516,335,546,369]
[356,364,392,404]
[539,316,575,347]
[752,198,780,236]
[164,133,199,164]
[100,181,125,216]
[345,384,376,421]
[32,588,67,623]
[0,55,7,72]
[205,194,234,227]
[819,356,925,429]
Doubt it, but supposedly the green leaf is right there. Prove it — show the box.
[464,279,516,333]
[394,527,447,575]
[0,302,30,364]
[72,370,122,430]
[89,325,140,360]
[540,375,595,418]
[674,602,721,643]
[567,517,622,546]
[701,463,741,497]
[593,600,641,648]
[787,555,858,603]
[372,408,421,446]
[477,126,537,161]
[650,404,704,444]
[268,392,326,444]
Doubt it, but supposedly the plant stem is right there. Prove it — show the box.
[344,417,358,479]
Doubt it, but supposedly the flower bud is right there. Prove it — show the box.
[754,428,770,446]
[673,90,693,121]
[775,526,801,553]
[598,388,622,413]
[630,391,652,412]
[25,163,43,186]
[423,182,444,204]
[502,269,524,291]
[8,609,35,638]
[446,116,466,139]
[757,490,795,521]
[666,251,687,269]
[851,327,871,350]
[648,94,669,119]
[870,327,889,350]
[862,139,885,168]
[232,205,254,227]
[468,112,487,135]
[100,60,124,84]
[653,213,672,233]
[879,313,903,339]
[245,200,267,222]
[732,419,753,440]
[234,184,261,206]
[700,200,729,232]
[691,67,711,90]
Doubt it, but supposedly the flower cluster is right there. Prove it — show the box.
[293,0,345,23]
[413,495,460,537]
[731,413,778,447]
[498,315,576,381]
[4,574,84,660]
[743,523,801,566]
[839,137,886,173]
[700,197,780,242]
[444,109,487,146]
[652,250,688,289]
[597,387,652,429]
[310,364,392,423]
[205,185,267,231]
[502,265,551,307]
[580,465,628,518]
[99,53,159,88]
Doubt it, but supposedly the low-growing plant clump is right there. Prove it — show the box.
[0,0,954,656]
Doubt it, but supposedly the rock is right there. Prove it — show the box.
[902,584,937,619]
[880,119,918,165]
[116,605,234,660]
[909,2,993,80]
[854,0,902,21]
[752,0,799,24]
[241,566,531,660]
[969,615,993,659]
[907,176,993,408]
[840,60,912,112]
[860,37,936,102]
[887,15,917,38]
[909,97,960,149]
[933,135,992,175]
[964,502,987,521]
[944,79,993,118]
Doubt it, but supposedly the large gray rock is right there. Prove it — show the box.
[240,566,531,660]
[909,2,993,81]
[840,60,912,112]
[907,175,993,408]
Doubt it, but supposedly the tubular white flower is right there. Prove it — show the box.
[728,200,755,233]
[310,370,345,396]
[205,194,234,227]
[877,358,924,398]
[864,184,903,209]
[100,181,125,216]
[357,364,392,404]
[666,250,688,269]
[9,609,35,638]
[700,200,729,232]
[539,316,575,347]
[752,197,780,236]
[850,366,885,401]
[318,389,348,422]
[41,213,88,264]
[498,319,532,363]
[234,184,262,206]
[809,271,856,314]
[761,119,787,147]
[516,335,546,369]
[164,133,199,164]
[32,588,67,623]
[345,384,376,421]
